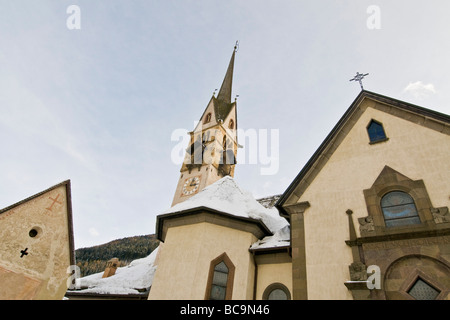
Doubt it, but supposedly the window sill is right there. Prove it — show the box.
[369,137,389,145]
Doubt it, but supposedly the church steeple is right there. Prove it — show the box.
[216,45,236,104]
[171,44,239,207]
[213,44,238,124]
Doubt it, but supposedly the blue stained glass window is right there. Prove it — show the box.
[367,120,387,143]
[381,191,421,227]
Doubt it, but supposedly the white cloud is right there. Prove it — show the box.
[403,81,436,99]
[89,228,100,237]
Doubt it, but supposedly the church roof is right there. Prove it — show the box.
[163,176,288,235]
[67,180,288,298]
[250,194,290,251]
[206,47,237,123]
[216,48,235,104]
[213,97,236,123]
[249,224,290,251]
[276,90,450,216]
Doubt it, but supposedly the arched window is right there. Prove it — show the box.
[228,119,234,129]
[262,283,291,300]
[367,119,387,144]
[205,253,235,300]
[204,113,212,124]
[381,191,421,227]
[220,135,235,166]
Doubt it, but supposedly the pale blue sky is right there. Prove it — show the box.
[1,1,449,248]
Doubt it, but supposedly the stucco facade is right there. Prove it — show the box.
[0,181,75,300]
[254,254,292,300]
[303,104,448,298]
[278,92,450,300]
[148,221,258,300]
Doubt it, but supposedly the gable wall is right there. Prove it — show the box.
[0,184,73,300]
[295,98,450,299]
[194,98,217,132]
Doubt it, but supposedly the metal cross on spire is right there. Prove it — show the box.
[350,72,369,90]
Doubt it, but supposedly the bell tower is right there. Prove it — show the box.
[171,45,239,206]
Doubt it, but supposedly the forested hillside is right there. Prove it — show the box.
[75,234,160,277]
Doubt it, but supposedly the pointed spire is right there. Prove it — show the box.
[216,43,237,104]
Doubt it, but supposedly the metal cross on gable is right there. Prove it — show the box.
[350,72,369,90]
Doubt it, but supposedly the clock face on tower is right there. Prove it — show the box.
[182,176,201,196]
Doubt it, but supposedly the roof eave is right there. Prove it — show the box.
[156,206,272,242]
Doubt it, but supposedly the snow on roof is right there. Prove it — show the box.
[164,176,288,234]
[71,246,159,295]
[250,224,290,250]
[70,177,290,295]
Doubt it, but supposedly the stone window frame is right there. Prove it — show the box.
[362,167,435,237]
[262,282,291,300]
[204,252,235,300]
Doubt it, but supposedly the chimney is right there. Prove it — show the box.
[102,258,120,278]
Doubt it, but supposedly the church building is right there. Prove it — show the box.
[147,46,450,300]
[2,40,448,300]
[148,45,292,300]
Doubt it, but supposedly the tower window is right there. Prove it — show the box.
[222,135,227,151]
[381,191,421,227]
[228,119,234,129]
[204,113,212,124]
[367,120,387,144]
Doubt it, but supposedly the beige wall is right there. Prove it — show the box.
[149,221,257,300]
[255,261,292,300]
[0,184,73,300]
[295,99,450,299]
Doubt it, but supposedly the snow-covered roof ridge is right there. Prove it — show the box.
[164,176,288,234]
